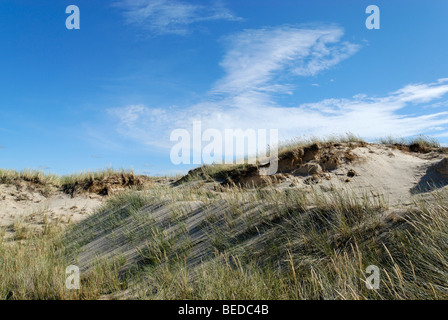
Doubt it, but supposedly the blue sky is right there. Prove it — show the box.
[1,0,448,175]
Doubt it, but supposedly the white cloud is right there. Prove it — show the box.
[107,25,448,155]
[391,79,448,104]
[114,0,241,35]
[111,81,448,144]
[212,26,359,95]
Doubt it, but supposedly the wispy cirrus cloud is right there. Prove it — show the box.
[114,0,241,35]
[213,26,359,95]
[106,25,448,154]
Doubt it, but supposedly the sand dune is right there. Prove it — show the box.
[1,143,447,241]
[2,142,448,299]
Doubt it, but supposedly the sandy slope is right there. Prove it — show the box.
[318,145,444,204]
[268,144,448,205]
[0,183,102,238]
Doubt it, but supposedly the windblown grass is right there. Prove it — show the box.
[277,132,365,155]
[129,187,447,300]
[0,222,124,299]
[1,182,437,300]
[0,168,139,186]
[60,168,136,187]
[0,169,59,186]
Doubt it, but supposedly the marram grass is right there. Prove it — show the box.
[1,183,447,300]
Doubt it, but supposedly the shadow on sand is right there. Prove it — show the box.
[411,166,448,194]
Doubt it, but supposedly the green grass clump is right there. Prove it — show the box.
[277,132,365,156]
[60,168,136,187]
[0,168,148,196]
[0,169,59,186]
[378,134,441,149]
[0,168,139,188]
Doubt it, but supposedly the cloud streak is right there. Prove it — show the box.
[115,0,241,35]
[110,80,448,147]
[213,26,359,95]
